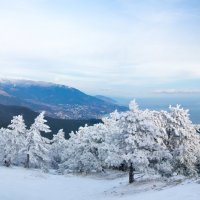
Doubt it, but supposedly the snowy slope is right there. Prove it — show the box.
[0,167,199,200]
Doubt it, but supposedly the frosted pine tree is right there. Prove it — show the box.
[105,101,149,183]
[164,105,200,175]
[129,99,139,112]
[50,129,66,169]
[1,128,12,166]
[142,109,173,177]
[6,115,27,165]
[0,116,27,166]
[60,123,107,173]
[23,112,51,170]
[105,100,173,183]
[0,128,12,166]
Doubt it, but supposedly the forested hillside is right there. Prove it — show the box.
[0,104,101,139]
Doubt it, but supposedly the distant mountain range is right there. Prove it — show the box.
[0,79,127,119]
[95,95,118,105]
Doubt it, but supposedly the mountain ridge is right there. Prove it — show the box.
[0,79,127,119]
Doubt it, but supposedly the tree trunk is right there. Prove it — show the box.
[129,162,134,184]
[4,159,11,167]
[25,154,30,168]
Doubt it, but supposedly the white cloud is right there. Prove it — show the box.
[154,89,200,94]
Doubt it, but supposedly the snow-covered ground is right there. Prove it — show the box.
[0,166,199,200]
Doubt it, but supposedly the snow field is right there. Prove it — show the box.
[0,167,199,200]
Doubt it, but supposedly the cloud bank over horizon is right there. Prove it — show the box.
[0,0,199,97]
[154,89,200,95]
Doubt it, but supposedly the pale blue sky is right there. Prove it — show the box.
[0,0,200,97]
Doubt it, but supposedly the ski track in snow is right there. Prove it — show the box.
[0,166,199,200]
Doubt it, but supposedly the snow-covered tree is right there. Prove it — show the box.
[60,122,108,174]
[0,115,27,166]
[105,102,173,183]
[23,112,51,170]
[162,105,200,176]
[50,129,66,169]
[129,99,139,112]
[0,128,10,165]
